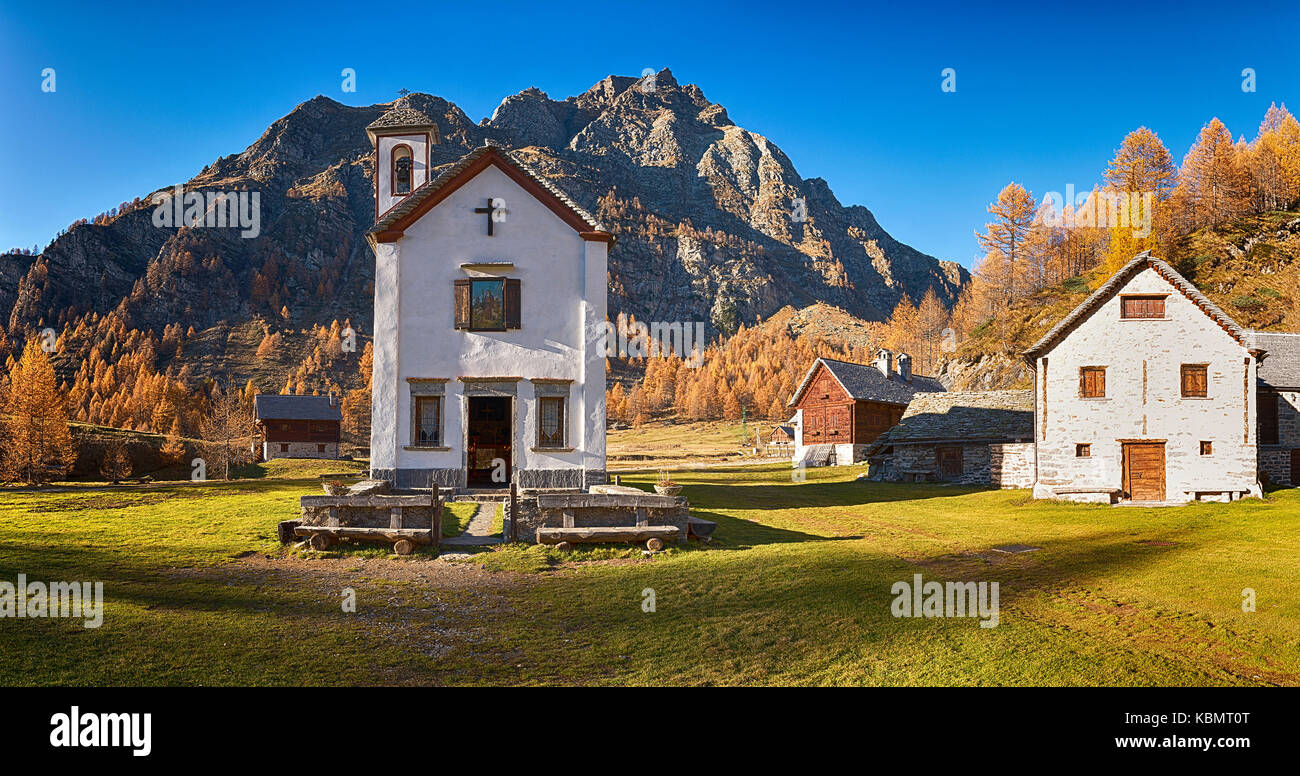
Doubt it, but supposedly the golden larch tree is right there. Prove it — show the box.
[0,339,77,484]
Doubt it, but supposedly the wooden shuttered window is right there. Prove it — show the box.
[454,277,521,331]
[504,278,521,330]
[1180,364,1208,398]
[453,279,471,329]
[1079,366,1106,398]
[1260,391,1279,445]
[1121,295,1166,319]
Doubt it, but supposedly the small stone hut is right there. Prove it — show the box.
[865,390,1035,487]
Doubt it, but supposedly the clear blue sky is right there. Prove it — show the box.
[2,0,1297,267]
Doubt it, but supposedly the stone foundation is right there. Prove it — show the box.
[515,468,585,489]
[374,466,606,491]
[265,442,338,460]
[373,467,463,489]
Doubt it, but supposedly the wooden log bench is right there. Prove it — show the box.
[899,467,935,483]
[290,493,440,555]
[535,525,680,552]
[533,491,687,550]
[293,525,435,555]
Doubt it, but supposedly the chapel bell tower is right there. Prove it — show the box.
[366,105,441,218]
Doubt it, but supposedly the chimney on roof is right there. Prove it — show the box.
[897,353,913,383]
[329,392,336,407]
[873,349,894,378]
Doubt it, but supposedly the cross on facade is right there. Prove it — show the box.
[474,197,506,235]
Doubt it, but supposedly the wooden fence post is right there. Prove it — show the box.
[509,479,518,543]
[431,487,442,548]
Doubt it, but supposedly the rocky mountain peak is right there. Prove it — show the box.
[4,70,967,358]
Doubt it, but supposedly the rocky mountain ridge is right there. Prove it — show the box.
[2,70,967,377]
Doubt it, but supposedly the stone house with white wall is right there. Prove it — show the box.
[864,390,1035,487]
[364,107,613,490]
[1024,252,1265,504]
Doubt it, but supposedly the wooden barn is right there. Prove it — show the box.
[788,351,944,467]
[766,424,796,456]
[253,394,343,461]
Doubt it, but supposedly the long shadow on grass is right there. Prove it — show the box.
[0,541,361,623]
[494,524,1255,686]
[682,480,988,513]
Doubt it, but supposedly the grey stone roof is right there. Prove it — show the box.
[866,390,1034,454]
[1024,252,1253,358]
[254,394,343,421]
[369,144,608,235]
[366,107,436,131]
[788,357,945,407]
[1252,331,1300,389]
[770,425,795,438]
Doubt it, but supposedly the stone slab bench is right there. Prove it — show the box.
[1050,486,1122,504]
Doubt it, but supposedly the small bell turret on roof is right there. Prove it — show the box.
[365,106,440,146]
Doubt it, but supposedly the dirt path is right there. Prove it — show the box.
[169,554,530,683]
[443,503,502,546]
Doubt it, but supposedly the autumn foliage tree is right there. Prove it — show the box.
[200,385,253,480]
[0,339,77,484]
[99,440,133,484]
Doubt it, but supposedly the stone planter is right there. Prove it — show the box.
[654,483,682,497]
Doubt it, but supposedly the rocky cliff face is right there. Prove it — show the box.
[3,69,966,349]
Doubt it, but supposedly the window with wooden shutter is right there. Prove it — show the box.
[1181,364,1208,397]
[453,279,471,329]
[504,278,521,330]
[1121,295,1166,319]
[1260,391,1279,445]
[1079,366,1106,398]
[455,278,520,331]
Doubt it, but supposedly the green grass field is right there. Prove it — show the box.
[2,463,1298,686]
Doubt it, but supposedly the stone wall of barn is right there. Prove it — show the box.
[1259,389,1300,485]
[869,441,1034,488]
[863,438,1091,493]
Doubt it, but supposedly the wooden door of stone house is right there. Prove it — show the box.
[1122,442,1166,501]
[1291,449,1300,486]
[936,446,962,480]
